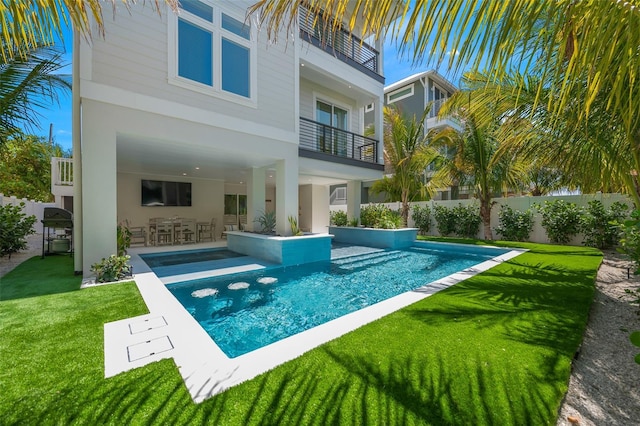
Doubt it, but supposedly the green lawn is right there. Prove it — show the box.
[0,242,602,425]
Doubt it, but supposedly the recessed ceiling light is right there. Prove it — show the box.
[182,173,187,176]
[240,181,244,184]
[268,175,273,178]
[301,63,305,67]
[195,167,200,170]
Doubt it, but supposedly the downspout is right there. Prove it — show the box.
[72,28,83,275]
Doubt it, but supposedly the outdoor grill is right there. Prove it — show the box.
[41,207,73,258]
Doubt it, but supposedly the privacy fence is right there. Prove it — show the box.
[330,193,633,245]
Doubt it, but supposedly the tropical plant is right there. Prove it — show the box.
[494,205,534,242]
[0,132,69,201]
[369,106,448,227]
[90,254,132,283]
[631,332,640,365]
[618,210,640,274]
[254,210,276,234]
[411,204,431,235]
[117,224,132,256]
[329,210,348,226]
[536,200,583,244]
[0,203,36,259]
[433,204,481,239]
[435,97,528,240]
[348,217,359,227]
[0,1,178,63]
[580,201,628,249]
[360,204,401,229]
[287,215,303,236]
[0,46,71,142]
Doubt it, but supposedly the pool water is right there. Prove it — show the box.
[140,248,244,268]
[167,245,505,358]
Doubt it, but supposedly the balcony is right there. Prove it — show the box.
[51,157,74,197]
[299,5,383,83]
[426,98,463,131]
[299,117,382,169]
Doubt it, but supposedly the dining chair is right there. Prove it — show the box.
[155,221,173,245]
[180,218,197,244]
[198,218,216,242]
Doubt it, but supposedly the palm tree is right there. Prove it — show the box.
[435,104,528,240]
[370,106,448,227]
[1,1,178,63]
[0,46,71,144]
[249,0,640,205]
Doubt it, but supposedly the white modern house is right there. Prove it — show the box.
[68,0,392,275]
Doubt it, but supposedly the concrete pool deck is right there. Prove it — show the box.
[103,241,525,403]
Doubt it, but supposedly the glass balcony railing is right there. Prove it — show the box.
[299,117,378,164]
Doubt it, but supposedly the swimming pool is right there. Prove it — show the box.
[166,243,508,358]
[140,248,244,268]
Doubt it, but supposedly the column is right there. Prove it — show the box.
[347,180,361,224]
[275,157,298,236]
[81,102,118,276]
[246,167,266,232]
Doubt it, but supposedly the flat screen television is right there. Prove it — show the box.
[141,180,192,206]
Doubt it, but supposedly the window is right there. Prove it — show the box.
[172,1,255,101]
[365,103,374,113]
[316,100,349,156]
[387,84,414,104]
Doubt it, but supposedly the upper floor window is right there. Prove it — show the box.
[171,1,255,103]
[365,103,374,113]
[387,84,414,104]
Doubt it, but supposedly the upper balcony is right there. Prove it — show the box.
[51,157,74,197]
[426,98,463,131]
[299,117,382,170]
[298,5,384,83]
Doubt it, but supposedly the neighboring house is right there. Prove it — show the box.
[332,70,462,207]
[67,0,393,275]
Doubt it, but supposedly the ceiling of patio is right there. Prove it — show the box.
[116,134,353,187]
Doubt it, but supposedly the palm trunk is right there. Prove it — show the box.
[480,196,493,240]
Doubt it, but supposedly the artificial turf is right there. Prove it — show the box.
[0,242,601,425]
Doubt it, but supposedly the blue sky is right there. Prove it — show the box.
[32,19,465,153]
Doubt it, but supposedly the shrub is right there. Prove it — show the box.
[330,210,348,226]
[360,204,402,229]
[495,205,534,242]
[433,204,481,238]
[0,203,37,259]
[433,205,457,236]
[618,209,640,274]
[254,210,276,234]
[91,254,132,283]
[411,205,431,235]
[580,200,628,249]
[348,217,359,227]
[288,215,303,236]
[117,224,132,256]
[536,200,582,244]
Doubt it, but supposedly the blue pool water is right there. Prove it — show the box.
[140,248,244,267]
[166,243,507,358]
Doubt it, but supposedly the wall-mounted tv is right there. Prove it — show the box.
[141,180,192,206]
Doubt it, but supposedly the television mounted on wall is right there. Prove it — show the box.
[141,180,192,206]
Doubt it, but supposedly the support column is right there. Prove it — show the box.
[81,102,117,276]
[311,184,330,233]
[375,98,384,164]
[246,167,266,232]
[347,180,361,224]
[275,157,298,236]
[72,29,83,274]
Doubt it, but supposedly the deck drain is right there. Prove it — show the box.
[127,336,174,362]
[128,316,168,334]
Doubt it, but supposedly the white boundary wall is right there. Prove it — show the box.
[330,193,633,245]
[0,193,56,232]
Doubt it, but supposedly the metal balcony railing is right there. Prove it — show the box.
[298,5,381,81]
[52,157,73,186]
[300,117,378,164]
[428,98,449,119]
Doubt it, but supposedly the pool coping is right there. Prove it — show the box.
[104,242,526,403]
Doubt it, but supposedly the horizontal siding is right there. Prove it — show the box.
[88,1,295,133]
[299,78,361,134]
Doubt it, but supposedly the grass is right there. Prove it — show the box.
[0,242,602,425]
